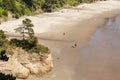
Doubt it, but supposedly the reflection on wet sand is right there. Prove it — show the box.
[75,15,120,80]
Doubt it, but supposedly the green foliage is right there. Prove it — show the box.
[10,18,49,54]
[67,0,79,6]
[0,49,6,54]
[28,36,38,47]
[23,18,34,39]
[81,0,93,3]
[0,0,94,18]
[10,39,28,49]
[10,38,49,54]
[15,18,34,40]
[10,38,22,47]
[31,45,49,54]
[2,10,8,16]
[42,0,66,12]
[30,45,41,53]
[39,45,49,53]
[0,73,16,80]
[10,37,37,50]
[12,18,36,51]
[0,49,9,61]
[0,30,7,47]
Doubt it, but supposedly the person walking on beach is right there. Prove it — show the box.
[72,43,77,48]
[63,32,65,35]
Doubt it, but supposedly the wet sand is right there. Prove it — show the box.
[34,15,120,80]
[74,15,120,80]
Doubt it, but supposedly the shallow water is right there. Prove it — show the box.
[75,15,120,80]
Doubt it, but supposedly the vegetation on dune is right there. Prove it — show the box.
[0,0,95,19]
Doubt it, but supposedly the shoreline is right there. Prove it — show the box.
[0,1,120,36]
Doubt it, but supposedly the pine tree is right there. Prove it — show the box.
[15,18,34,40]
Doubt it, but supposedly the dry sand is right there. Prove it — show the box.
[1,0,120,80]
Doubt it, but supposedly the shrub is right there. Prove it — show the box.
[28,37,38,47]
[10,38,35,50]
[30,45,41,53]
[67,0,78,6]
[0,30,7,47]
[2,10,8,17]
[9,38,20,46]
[0,73,16,80]
[0,49,9,61]
[2,15,8,21]
[30,45,49,54]
[39,45,49,53]
[14,13,20,19]
[10,38,49,54]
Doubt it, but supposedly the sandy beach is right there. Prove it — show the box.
[1,0,120,80]
[0,0,120,36]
